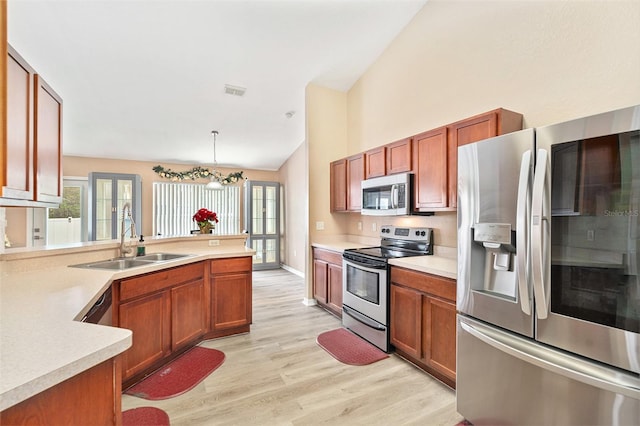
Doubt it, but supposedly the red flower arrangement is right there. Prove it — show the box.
[193,208,219,231]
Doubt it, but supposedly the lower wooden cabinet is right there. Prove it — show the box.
[0,356,122,425]
[390,266,457,388]
[114,256,252,387]
[312,248,343,317]
[209,257,252,335]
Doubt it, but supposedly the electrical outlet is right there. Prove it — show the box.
[372,223,377,232]
[587,230,594,241]
[208,239,220,246]
[316,221,325,231]
[357,221,362,231]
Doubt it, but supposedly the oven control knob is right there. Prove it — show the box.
[415,231,420,236]
[421,231,426,236]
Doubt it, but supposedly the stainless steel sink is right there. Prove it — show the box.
[70,253,191,270]
[71,258,156,270]
[135,253,190,262]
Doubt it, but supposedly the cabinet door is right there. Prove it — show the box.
[119,291,171,380]
[171,279,206,351]
[386,138,412,175]
[365,147,386,178]
[346,153,364,211]
[413,127,448,209]
[390,284,422,359]
[423,296,457,381]
[3,47,34,200]
[34,75,62,204]
[313,259,328,305]
[330,159,347,212]
[211,272,252,331]
[327,263,343,315]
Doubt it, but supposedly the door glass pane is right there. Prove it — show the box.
[252,239,263,265]
[265,239,276,263]
[252,186,263,235]
[265,186,276,235]
[117,179,133,237]
[550,130,640,333]
[95,178,112,240]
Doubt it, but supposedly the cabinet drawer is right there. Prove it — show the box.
[390,266,456,302]
[313,248,342,265]
[120,262,204,301]
[210,256,252,274]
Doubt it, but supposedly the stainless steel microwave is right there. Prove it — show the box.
[361,173,412,216]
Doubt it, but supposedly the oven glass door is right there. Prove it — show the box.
[343,259,387,324]
[536,110,640,374]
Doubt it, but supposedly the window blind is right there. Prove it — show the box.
[153,182,240,236]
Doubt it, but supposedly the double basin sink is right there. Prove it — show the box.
[71,253,192,271]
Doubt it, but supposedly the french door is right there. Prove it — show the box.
[88,173,141,241]
[244,180,280,270]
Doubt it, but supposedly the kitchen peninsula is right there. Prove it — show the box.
[0,234,254,424]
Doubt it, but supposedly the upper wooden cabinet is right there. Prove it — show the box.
[330,159,347,212]
[365,146,386,179]
[346,153,364,211]
[1,44,63,207]
[386,138,412,175]
[446,108,522,209]
[413,127,448,210]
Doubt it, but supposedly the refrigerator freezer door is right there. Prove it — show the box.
[457,128,535,337]
[457,315,640,426]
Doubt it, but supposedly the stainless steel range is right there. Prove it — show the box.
[342,226,433,352]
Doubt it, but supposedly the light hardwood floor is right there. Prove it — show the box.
[122,269,464,425]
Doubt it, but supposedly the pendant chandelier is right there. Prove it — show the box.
[206,130,224,190]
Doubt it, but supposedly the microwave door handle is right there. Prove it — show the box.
[516,150,532,315]
[391,184,399,209]
[531,148,551,319]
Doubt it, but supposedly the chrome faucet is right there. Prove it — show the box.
[119,202,137,258]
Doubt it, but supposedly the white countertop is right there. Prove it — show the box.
[0,244,254,411]
[311,239,457,279]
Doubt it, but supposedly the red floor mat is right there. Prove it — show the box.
[317,328,389,365]
[125,346,225,400]
[122,407,170,425]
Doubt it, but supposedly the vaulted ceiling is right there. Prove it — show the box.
[8,0,427,171]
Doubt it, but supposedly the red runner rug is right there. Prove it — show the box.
[316,328,389,366]
[122,407,170,426]
[125,346,225,400]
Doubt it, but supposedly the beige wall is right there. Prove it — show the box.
[63,156,279,239]
[277,141,307,274]
[312,0,640,248]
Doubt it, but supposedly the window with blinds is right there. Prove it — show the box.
[153,182,240,236]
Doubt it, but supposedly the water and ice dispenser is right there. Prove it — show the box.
[471,222,518,300]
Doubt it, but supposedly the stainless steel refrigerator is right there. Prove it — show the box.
[457,105,640,425]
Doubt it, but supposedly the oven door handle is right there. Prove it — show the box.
[343,305,386,331]
[343,257,387,270]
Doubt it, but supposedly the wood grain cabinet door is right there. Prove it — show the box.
[119,291,171,380]
[412,127,448,210]
[386,138,412,175]
[365,147,386,178]
[34,75,62,204]
[423,296,457,382]
[390,284,422,359]
[211,272,252,331]
[313,259,328,305]
[330,159,347,212]
[171,279,206,351]
[327,263,343,315]
[346,153,364,211]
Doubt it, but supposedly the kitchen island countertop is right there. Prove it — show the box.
[0,241,254,412]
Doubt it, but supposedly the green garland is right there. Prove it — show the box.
[152,165,245,184]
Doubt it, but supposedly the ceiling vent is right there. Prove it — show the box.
[224,84,246,97]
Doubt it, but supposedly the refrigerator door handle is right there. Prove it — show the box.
[531,148,551,319]
[516,150,532,315]
[460,319,640,399]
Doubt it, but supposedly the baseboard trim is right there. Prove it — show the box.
[281,264,304,278]
[302,298,317,306]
